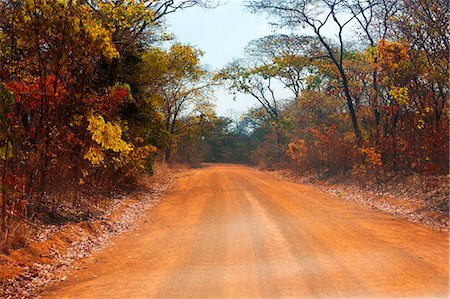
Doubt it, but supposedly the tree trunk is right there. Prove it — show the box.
[165,143,172,163]
[340,69,362,146]
[1,141,9,231]
[392,111,399,172]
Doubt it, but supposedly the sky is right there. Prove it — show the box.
[166,1,279,116]
[165,1,361,117]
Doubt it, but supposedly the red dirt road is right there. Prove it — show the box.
[41,164,449,298]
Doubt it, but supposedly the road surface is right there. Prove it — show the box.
[41,164,449,298]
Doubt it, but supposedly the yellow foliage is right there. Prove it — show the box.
[127,145,158,169]
[0,142,13,160]
[417,119,425,129]
[83,147,105,166]
[389,86,409,106]
[87,112,132,154]
[84,112,133,166]
[19,0,119,60]
[365,46,377,62]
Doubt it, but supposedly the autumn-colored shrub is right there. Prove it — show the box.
[0,0,210,240]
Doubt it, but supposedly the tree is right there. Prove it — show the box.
[0,0,122,202]
[0,84,16,230]
[246,34,321,99]
[215,60,282,129]
[140,43,212,161]
[0,0,216,239]
[391,0,449,129]
[344,0,400,135]
[246,0,375,145]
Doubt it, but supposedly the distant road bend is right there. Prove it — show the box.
[42,164,449,298]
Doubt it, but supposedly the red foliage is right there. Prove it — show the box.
[309,124,336,145]
[384,105,399,114]
[94,86,129,114]
[6,75,67,110]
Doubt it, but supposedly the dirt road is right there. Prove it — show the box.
[41,164,449,298]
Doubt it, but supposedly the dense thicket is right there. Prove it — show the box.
[0,0,215,237]
[214,0,448,176]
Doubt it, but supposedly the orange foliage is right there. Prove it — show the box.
[375,39,410,74]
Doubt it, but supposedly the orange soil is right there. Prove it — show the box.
[40,164,448,298]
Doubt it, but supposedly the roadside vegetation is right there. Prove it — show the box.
[214,0,448,175]
[0,0,217,252]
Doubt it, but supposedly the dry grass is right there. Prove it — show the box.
[137,161,188,190]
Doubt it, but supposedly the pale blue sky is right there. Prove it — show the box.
[167,1,273,68]
[166,1,277,116]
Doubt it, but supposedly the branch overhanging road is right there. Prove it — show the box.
[41,164,449,299]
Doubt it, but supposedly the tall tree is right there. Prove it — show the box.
[245,34,321,99]
[140,43,212,161]
[246,0,374,145]
[344,0,400,134]
[215,60,281,127]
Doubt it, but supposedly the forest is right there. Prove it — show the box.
[0,0,448,251]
